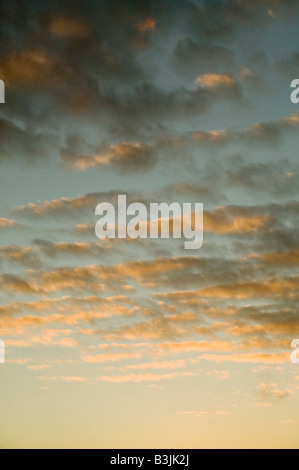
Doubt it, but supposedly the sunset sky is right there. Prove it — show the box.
[0,0,299,449]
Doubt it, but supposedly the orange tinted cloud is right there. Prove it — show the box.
[198,277,299,299]
[13,194,95,217]
[99,371,194,383]
[0,51,53,86]
[258,382,294,400]
[157,276,299,300]
[251,249,299,266]
[27,364,53,370]
[0,274,36,294]
[64,142,154,171]
[267,8,276,18]
[198,352,289,364]
[136,17,156,32]
[49,17,89,37]
[204,207,270,233]
[4,328,78,349]
[83,352,141,363]
[158,340,235,353]
[192,113,299,146]
[60,376,88,383]
[124,359,187,370]
[0,245,39,267]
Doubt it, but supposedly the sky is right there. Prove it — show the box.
[0,0,299,449]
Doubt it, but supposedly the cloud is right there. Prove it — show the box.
[26,264,135,295]
[258,382,294,400]
[218,161,299,199]
[204,207,270,234]
[27,364,53,370]
[0,0,298,178]
[61,141,156,172]
[196,73,236,89]
[0,273,36,294]
[4,328,79,349]
[48,17,89,37]
[33,240,112,260]
[186,1,260,41]
[157,341,235,354]
[199,353,289,365]
[250,249,299,266]
[192,113,299,148]
[38,376,58,382]
[60,376,88,383]
[0,50,55,87]
[186,0,299,42]
[83,352,141,363]
[12,194,95,218]
[0,218,17,229]
[0,295,136,328]
[2,0,268,172]
[135,17,156,33]
[207,369,230,380]
[99,371,195,384]
[124,359,187,370]
[105,317,185,341]
[0,245,41,267]
[177,410,209,417]
[277,419,294,423]
[156,275,299,300]
[11,191,145,219]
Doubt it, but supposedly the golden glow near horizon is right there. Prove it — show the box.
[0,0,299,449]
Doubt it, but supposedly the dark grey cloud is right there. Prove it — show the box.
[0,0,263,168]
[0,245,41,268]
[0,118,49,162]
